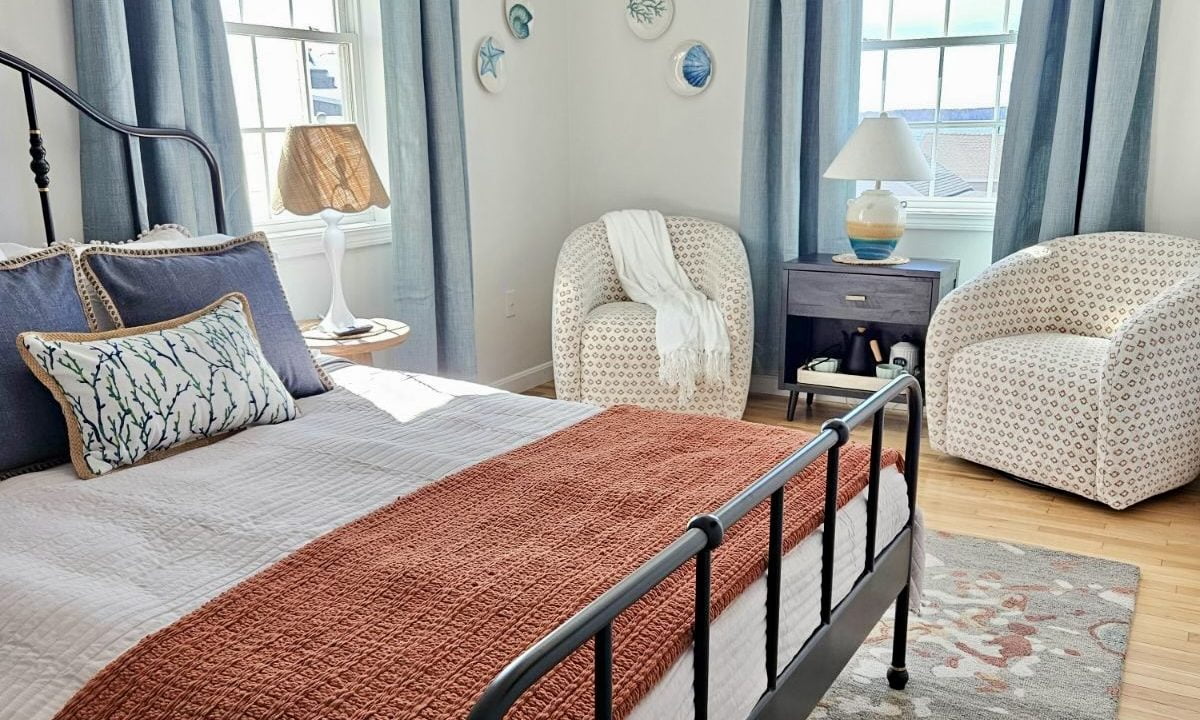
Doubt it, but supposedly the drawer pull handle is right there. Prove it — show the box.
[844,294,867,302]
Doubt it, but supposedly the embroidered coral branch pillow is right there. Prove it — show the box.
[18,294,298,479]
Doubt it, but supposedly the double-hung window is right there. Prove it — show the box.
[221,0,380,231]
[859,0,1022,223]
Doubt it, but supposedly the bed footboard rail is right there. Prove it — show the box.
[469,374,922,720]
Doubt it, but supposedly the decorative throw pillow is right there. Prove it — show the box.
[0,246,95,478]
[80,232,330,398]
[18,293,298,479]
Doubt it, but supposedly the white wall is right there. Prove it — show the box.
[568,0,749,231]
[461,3,573,387]
[1146,0,1200,240]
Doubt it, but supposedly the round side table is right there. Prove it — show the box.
[299,318,410,367]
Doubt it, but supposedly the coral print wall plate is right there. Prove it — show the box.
[626,0,674,40]
[669,41,714,96]
[476,35,507,93]
[505,0,533,40]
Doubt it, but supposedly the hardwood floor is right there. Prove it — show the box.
[524,384,1200,719]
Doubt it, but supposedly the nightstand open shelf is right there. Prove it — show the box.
[778,254,959,420]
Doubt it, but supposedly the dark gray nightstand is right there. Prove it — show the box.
[779,254,959,420]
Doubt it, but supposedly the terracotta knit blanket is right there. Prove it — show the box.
[55,405,902,720]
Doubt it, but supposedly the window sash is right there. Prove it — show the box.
[224,1,381,229]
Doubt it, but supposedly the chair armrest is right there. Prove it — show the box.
[696,231,754,413]
[551,225,621,401]
[1096,274,1200,507]
[925,246,1059,447]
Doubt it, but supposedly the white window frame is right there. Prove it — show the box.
[224,0,391,248]
[863,0,1019,230]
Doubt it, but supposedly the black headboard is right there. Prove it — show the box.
[0,49,227,247]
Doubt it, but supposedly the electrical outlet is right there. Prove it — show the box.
[504,290,516,318]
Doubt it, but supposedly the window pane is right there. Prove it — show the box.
[948,0,1006,36]
[998,45,1014,120]
[219,0,241,22]
[256,37,308,128]
[243,133,270,223]
[307,42,349,122]
[242,0,290,27]
[883,48,938,122]
[940,45,999,121]
[870,127,935,198]
[264,130,298,220]
[932,127,991,197]
[227,34,261,129]
[860,50,884,117]
[292,0,337,32]
[863,0,889,40]
[1007,0,1023,32]
[890,0,946,39]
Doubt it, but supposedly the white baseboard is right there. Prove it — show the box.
[489,361,555,393]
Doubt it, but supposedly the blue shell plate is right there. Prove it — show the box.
[508,4,532,39]
[682,44,711,88]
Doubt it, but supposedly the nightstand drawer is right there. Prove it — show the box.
[786,270,933,324]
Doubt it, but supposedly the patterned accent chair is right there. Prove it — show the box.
[926,232,1200,509]
[552,216,753,418]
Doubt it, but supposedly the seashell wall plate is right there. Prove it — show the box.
[626,0,674,40]
[668,41,714,96]
[505,0,533,40]
[476,35,508,93]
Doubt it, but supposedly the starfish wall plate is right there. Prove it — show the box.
[476,35,508,93]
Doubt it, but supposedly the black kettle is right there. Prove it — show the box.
[842,326,880,376]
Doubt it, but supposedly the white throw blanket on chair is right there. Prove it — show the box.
[602,209,730,404]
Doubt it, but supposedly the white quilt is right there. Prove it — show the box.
[0,364,912,720]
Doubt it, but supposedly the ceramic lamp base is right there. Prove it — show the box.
[843,188,906,261]
[848,237,900,260]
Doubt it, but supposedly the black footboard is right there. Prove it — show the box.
[470,374,922,720]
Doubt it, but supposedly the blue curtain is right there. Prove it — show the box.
[72,0,252,241]
[739,0,861,376]
[992,0,1160,261]
[380,0,477,379]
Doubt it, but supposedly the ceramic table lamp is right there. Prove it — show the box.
[824,112,931,262]
[273,123,390,334]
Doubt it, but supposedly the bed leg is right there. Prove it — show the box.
[886,585,910,691]
[786,391,798,421]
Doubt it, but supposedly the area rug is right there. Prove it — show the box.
[811,531,1139,719]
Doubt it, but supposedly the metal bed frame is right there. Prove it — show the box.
[3,48,920,720]
[0,49,227,247]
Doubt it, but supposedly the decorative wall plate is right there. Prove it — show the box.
[476,35,507,93]
[668,41,713,96]
[626,0,674,40]
[505,0,533,40]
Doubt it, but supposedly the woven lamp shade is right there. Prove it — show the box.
[272,124,390,216]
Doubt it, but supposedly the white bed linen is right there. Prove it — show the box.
[0,365,909,720]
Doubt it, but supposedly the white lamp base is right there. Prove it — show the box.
[316,209,368,335]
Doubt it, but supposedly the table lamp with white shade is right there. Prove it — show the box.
[823,112,932,263]
[273,123,390,335]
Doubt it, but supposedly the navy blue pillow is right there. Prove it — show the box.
[0,247,93,478]
[82,233,329,398]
